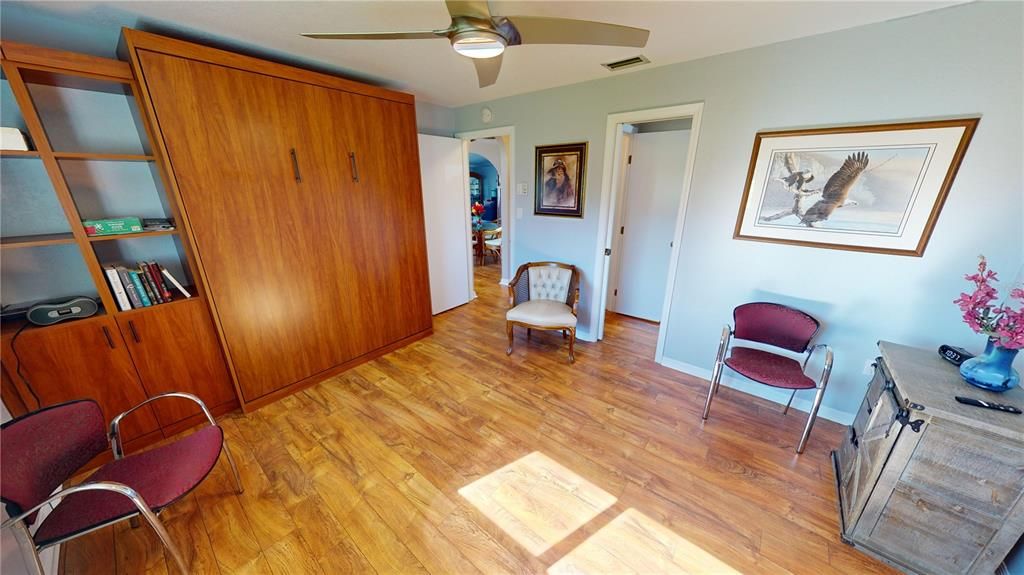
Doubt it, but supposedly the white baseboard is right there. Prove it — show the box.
[658,356,855,425]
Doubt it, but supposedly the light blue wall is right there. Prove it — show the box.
[453,1,1024,421]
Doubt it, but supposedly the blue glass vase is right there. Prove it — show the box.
[959,339,1020,392]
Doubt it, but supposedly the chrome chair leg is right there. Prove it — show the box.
[702,325,732,420]
[137,504,188,575]
[702,360,723,420]
[11,520,44,575]
[783,390,797,415]
[221,439,245,495]
[796,385,826,454]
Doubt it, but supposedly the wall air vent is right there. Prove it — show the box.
[602,55,650,71]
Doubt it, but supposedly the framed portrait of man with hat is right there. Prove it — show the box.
[535,142,587,217]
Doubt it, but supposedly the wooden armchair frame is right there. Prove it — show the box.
[506,261,581,363]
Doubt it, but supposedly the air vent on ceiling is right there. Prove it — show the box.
[602,55,650,72]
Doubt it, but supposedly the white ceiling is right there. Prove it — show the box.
[11,1,960,107]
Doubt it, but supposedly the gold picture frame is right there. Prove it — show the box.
[734,118,978,256]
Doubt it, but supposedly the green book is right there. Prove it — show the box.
[82,217,143,236]
[128,271,152,307]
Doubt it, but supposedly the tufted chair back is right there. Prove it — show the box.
[510,262,579,308]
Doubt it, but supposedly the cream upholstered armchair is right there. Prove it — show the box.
[506,262,581,363]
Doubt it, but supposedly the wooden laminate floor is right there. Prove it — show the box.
[61,263,894,574]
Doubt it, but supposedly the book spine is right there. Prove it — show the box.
[161,268,192,298]
[150,261,173,301]
[104,266,132,311]
[119,267,143,309]
[129,271,153,307]
[139,263,163,304]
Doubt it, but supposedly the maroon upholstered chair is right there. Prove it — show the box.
[1,393,243,574]
[701,303,833,453]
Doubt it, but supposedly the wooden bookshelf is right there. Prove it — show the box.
[1,43,201,318]
[0,41,236,427]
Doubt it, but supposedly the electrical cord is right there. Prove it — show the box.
[9,322,42,408]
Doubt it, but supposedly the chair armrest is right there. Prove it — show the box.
[803,344,834,389]
[1,481,150,531]
[507,284,516,309]
[109,392,215,459]
[715,324,733,363]
[571,288,580,316]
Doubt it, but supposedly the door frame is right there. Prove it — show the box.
[456,125,515,286]
[591,103,704,362]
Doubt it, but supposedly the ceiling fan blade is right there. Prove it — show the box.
[302,30,447,40]
[473,53,503,87]
[502,16,649,47]
[446,0,491,21]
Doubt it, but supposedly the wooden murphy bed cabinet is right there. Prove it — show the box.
[833,341,1024,575]
[0,41,238,449]
[121,30,433,409]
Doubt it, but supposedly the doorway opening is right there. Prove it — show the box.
[592,104,703,361]
[457,126,514,298]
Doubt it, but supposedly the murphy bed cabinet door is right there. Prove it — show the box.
[346,95,433,344]
[285,84,374,361]
[840,385,903,531]
[117,299,236,428]
[135,51,346,402]
[2,317,159,441]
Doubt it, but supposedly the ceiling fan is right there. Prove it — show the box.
[302,0,650,88]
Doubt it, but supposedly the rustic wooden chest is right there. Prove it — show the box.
[832,341,1024,574]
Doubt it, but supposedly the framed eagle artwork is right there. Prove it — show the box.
[733,118,978,256]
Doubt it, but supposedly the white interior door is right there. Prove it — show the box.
[419,134,473,314]
[609,129,691,321]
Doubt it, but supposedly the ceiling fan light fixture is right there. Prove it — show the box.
[451,30,506,59]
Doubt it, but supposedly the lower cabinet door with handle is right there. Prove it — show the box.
[116,299,236,428]
[3,316,160,441]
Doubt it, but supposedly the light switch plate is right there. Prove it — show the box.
[517,183,528,196]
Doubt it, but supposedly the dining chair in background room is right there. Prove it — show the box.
[701,302,833,453]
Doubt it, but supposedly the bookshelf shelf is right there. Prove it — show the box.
[0,150,39,158]
[52,152,155,162]
[114,289,198,316]
[0,232,77,249]
[86,229,178,243]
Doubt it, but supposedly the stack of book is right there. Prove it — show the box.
[103,262,192,311]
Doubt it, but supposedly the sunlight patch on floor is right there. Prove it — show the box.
[548,508,742,574]
[458,451,617,556]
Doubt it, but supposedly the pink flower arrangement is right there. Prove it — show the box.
[954,256,1024,349]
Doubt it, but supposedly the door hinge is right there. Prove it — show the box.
[604,248,611,256]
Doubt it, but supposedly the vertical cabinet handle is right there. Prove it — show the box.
[349,152,360,183]
[290,148,302,183]
[128,320,141,343]
[101,326,115,349]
